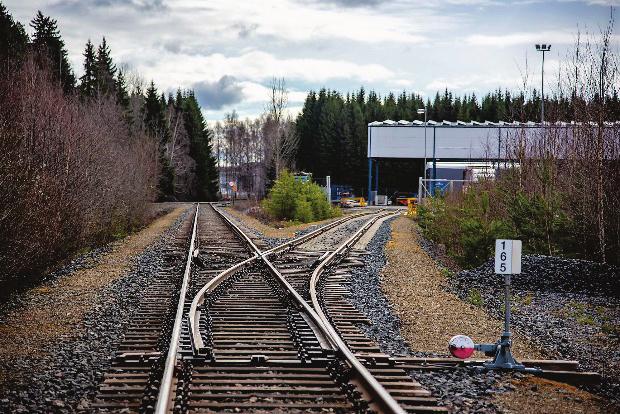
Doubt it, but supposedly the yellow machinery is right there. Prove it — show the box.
[396,196,417,206]
[405,198,417,217]
[340,197,367,208]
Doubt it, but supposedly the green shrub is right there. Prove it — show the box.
[417,174,581,269]
[294,198,314,222]
[467,288,483,306]
[263,171,338,223]
[458,191,514,267]
[263,171,297,219]
[508,191,573,256]
[419,188,513,267]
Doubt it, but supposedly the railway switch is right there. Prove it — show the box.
[449,240,542,373]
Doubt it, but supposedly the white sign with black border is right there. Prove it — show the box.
[495,239,522,274]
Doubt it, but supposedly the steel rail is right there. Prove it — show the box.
[207,204,407,413]
[154,203,199,414]
[188,205,372,353]
[309,210,405,414]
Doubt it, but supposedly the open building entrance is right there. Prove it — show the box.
[366,119,546,205]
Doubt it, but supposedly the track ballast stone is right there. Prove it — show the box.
[450,255,620,405]
[0,210,190,414]
[344,217,513,413]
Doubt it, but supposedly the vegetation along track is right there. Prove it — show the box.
[92,203,445,413]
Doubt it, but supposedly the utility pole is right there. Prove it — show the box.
[417,108,427,181]
[535,44,551,123]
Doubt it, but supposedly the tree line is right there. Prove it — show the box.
[293,83,620,196]
[0,2,217,283]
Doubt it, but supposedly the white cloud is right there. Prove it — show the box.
[173,0,431,45]
[239,81,307,104]
[425,73,524,92]
[466,31,577,47]
[130,50,395,93]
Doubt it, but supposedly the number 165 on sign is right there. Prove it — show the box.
[495,240,522,274]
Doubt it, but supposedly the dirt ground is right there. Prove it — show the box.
[381,216,542,358]
[381,215,613,413]
[0,205,189,387]
[495,376,611,414]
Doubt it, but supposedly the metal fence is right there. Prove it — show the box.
[417,178,473,201]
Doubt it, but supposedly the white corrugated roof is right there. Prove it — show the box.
[368,120,620,126]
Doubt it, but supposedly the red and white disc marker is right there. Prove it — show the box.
[448,335,475,359]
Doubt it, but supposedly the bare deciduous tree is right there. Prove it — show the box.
[264,77,299,179]
[500,8,620,262]
[0,55,158,281]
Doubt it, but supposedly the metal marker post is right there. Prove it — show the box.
[504,273,510,338]
[478,240,539,372]
[450,241,542,373]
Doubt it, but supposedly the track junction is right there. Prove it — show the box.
[91,203,446,413]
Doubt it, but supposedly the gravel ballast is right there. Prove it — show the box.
[451,255,620,405]
[0,207,191,413]
[344,216,615,413]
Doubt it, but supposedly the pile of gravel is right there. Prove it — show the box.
[347,217,413,357]
[455,255,620,297]
[0,210,190,413]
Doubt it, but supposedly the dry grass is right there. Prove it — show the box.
[381,216,543,358]
[0,206,188,388]
[495,376,615,413]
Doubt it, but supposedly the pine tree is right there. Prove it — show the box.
[79,40,96,97]
[115,69,129,108]
[0,2,28,73]
[95,37,116,96]
[175,89,183,112]
[182,92,219,200]
[295,91,318,173]
[383,92,397,120]
[144,81,168,142]
[30,10,75,92]
[143,81,174,200]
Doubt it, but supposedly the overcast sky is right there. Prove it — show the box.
[5,0,618,122]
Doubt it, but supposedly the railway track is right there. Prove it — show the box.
[92,203,445,413]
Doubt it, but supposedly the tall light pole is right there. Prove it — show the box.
[417,108,427,179]
[535,44,551,123]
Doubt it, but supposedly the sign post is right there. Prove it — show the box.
[449,240,541,372]
[482,239,528,370]
[495,239,521,343]
[228,181,237,206]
